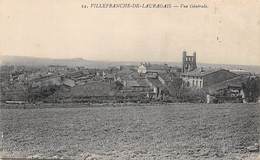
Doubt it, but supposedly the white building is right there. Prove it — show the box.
[181,68,238,89]
[137,63,170,74]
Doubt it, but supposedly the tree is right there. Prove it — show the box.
[167,77,183,98]
[242,76,260,102]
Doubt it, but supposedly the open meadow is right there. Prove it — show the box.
[1,103,259,160]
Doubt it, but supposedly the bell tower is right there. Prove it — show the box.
[182,51,197,73]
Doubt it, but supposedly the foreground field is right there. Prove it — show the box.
[1,103,259,160]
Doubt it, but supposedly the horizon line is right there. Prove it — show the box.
[1,54,260,67]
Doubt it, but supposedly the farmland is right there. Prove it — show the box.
[0,103,259,159]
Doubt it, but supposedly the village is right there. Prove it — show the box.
[1,52,260,160]
[1,51,260,104]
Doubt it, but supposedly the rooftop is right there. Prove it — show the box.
[125,80,140,87]
[31,73,58,82]
[146,64,170,71]
[158,73,177,82]
[229,69,251,76]
[116,70,140,80]
[147,78,164,88]
[181,68,228,77]
[208,75,249,93]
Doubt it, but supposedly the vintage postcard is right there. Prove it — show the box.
[0,0,260,159]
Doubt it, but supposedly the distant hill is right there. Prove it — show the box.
[0,55,136,68]
[1,55,260,74]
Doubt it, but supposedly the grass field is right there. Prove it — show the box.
[1,103,259,160]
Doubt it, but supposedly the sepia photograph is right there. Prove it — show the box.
[0,0,260,159]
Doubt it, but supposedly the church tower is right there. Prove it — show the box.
[182,51,197,73]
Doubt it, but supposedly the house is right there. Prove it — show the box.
[31,74,61,88]
[207,76,250,103]
[62,78,75,88]
[181,68,238,89]
[115,70,140,83]
[169,67,182,77]
[146,77,166,98]
[124,80,139,87]
[158,73,177,85]
[27,71,46,81]
[103,73,115,83]
[65,71,94,85]
[146,72,158,79]
[17,74,26,81]
[137,63,170,74]
[48,65,67,73]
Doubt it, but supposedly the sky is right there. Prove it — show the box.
[0,0,260,65]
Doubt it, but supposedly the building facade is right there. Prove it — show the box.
[181,69,238,89]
